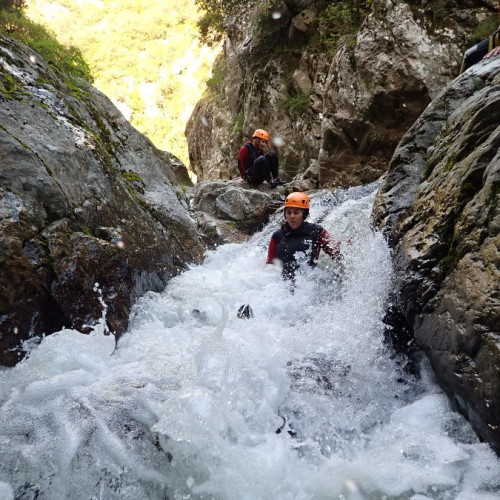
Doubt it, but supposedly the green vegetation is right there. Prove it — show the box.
[231,112,244,134]
[195,0,246,46]
[206,58,226,93]
[0,6,92,83]
[121,170,146,194]
[276,92,309,116]
[24,0,219,167]
[443,155,456,172]
[487,182,500,221]
[429,0,447,24]
[196,0,285,50]
[318,0,371,52]
[121,170,143,184]
[0,69,23,97]
[0,1,25,10]
[469,14,499,44]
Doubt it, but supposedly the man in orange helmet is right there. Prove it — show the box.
[238,129,285,188]
[266,192,343,281]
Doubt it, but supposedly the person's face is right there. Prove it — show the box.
[285,207,304,229]
[259,138,269,149]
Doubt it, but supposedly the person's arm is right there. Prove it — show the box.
[266,236,278,264]
[238,146,249,178]
[318,229,342,260]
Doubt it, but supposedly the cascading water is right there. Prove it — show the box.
[1,183,499,500]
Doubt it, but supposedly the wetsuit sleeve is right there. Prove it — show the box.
[266,235,278,264]
[319,229,342,260]
[238,146,249,178]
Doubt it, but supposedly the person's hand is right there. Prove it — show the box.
[484,46,500,59]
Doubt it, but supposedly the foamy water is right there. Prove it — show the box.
[0,186,499,499]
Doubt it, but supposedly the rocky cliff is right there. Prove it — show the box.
[373,57,500,453]
[186,0,496,187]
[0,35,206,366]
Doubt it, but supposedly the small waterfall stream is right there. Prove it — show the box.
[1,184,499,499]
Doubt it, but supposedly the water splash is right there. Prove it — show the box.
[0,185,499,499]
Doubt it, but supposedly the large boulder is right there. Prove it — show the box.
[373,58,500,453]
[0,36,206,365]
[191,181,284,242]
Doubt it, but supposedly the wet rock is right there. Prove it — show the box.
[373,58,500,454]
[0,35,206,365]
[287,353,351,395]
[191,180,284,237]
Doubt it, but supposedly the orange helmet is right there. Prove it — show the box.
[284,192,310,209]
[252,129,270,141]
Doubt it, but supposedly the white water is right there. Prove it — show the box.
[1,186,499,500]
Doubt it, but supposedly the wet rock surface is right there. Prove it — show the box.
[190,180,284,244]
[373,58,500,453]
[0,36,206,365]
[187,0,490,187]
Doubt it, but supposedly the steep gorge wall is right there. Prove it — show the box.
[373,57,500,453]
[187,0,496,187]
[0,35,206,366]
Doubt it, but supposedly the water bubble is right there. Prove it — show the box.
[201,116,208,126]
[29,56,37,64]
[272,135,285,147]
[116,240,125,249]
[272,11,282,20]
[344,479,366,500]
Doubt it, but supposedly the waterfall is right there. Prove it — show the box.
[1,184,499,500]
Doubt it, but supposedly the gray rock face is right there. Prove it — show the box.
[373,58,500,453]
[191,180,284,243]
[187,0,490,187]
[0,36,206,365]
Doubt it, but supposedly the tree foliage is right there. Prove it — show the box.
[25,0,219,166]
[317,0,371,52]
[194,0,247,46]
[0,7,92,82]
[0,0,25,10]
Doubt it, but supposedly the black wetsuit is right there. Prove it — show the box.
[267,221,341,280]
[238,143,279,185]
[461,7,500,73]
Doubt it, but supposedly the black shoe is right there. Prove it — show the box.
[269,179,278,189]
[237,304,253,319]
[274,177,286,185]
[275,416,297,437]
